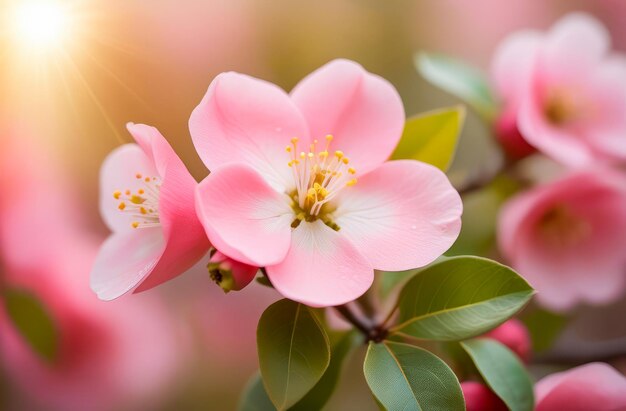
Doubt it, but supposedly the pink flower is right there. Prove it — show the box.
[91,123,210,300]
[461,381,507,411]
[498,168,626,311]
[192,59,463,307]
[491,13,626,165]
[207,251,259,292]
[484,319,531,362]
[535,363,626,411]
[0,134,184,411]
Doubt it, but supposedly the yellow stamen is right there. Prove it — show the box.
[135,173,142,179]
[118,202,126,210]
[131,221,139,229]
[113,191,121,199]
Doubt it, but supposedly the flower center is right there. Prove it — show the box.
[538,205,590,247]
[113,173,161,229]
[543,88,581,125]
[286,135,357,229]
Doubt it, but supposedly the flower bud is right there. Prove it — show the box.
[461,381,507,411]
[484,319,531,362]
[494,108,536,160]
[207,251,258,293]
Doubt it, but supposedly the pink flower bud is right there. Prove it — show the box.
[494,108,536,160]
[208,251,259,292]
[484,319,531,362]
[461,381,508,411]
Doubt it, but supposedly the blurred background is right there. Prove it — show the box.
[1,0,625,410]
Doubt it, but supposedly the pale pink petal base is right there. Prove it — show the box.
[90,229,165,301]
[333,160,462,271]
[267,220,373,307]
[195,164,294,267]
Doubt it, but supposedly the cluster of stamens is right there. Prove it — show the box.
[113,173,161,229]
[286,135,357,223]
[539,205,590,247]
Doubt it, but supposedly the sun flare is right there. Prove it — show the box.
[10,1,71,51]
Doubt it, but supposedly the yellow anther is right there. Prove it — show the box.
[319,188,328,197]
[300,152,306,159]
[131,221,139,229]
[313,182,322,190]
[342,157,350,164]
[308,152,314,159]
[286,146,292,152]
[140,207,147,215]
[138,189,145,195]
[113,191,121,199]
[325,134,333,141]
[130,195,145,204]
[144,177,150,182]
[307,188,317,196]
[125,190,131,195]
[296,212,305,221]
[291,137,299,144]
[347,178,357,187]
[118,202,126,210]
[334,150,344,159]
[135,173,142,179]
[319,151,329,158]
[348,167,356,174]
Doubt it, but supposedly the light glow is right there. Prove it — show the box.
[10,1,70,51]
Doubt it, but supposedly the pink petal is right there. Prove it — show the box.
[543,13,610,75]
[90,229,165,301]
[332,160,462,271]
[266,220,373,307]
[99,144,159,233]
[536,363,626,411]
[195,164,294,267]
[126,124,211,292]
[189,71,310,191]
[290,59,405,174]
[490,30,542,103]
[583,56,626,160]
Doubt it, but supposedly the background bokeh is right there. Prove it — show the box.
[1,1,625,410]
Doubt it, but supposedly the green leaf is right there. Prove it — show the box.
[290,330,360,411]
[238,373,277,411]
[416,52,498,120]
[391,106,465,171]
[257,299,331,410]
[391,256,534,341]
[461,338,534,411]
[3,288,58,362]
[363,341,465,411]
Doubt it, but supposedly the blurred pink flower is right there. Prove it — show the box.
[192,59,462,307]
[535,363,626,411]
[461,381,507,411]
[491,13,626,166]
[498,168,626,311]
[484,319,531,362]
[91,123,210,300]
[207,251,259,292]
[0,134,184,411]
